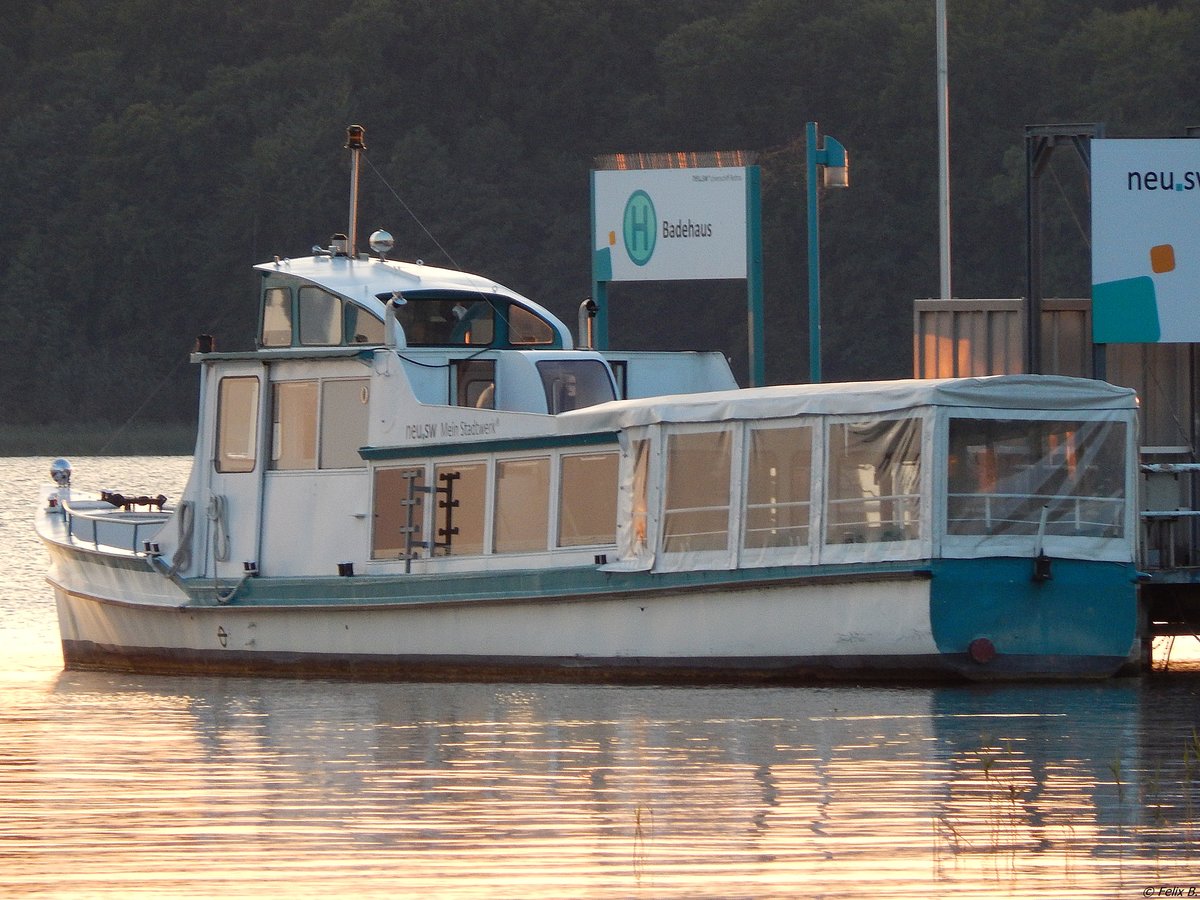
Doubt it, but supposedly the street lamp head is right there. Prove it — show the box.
[821,136,849,188]
[823,162,849,188]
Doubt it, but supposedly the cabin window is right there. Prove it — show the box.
[372,466,425,559]
[319,379,369,469]
[536,360,615,413]
[947,418,1127,538]
[397,297,495,346]
[298,286,343,345]
[434,462,486,556]
[744,425,812,549]
[346,304,385,344]
[558,452,619,547]
[494,457,550,553]
[508,305,555,345]
[662,430,732,553]
[456,359,495,409]
[270,381,318,470]
[826,418,922,544]
[262,288,292,347]
[215,376,259,473]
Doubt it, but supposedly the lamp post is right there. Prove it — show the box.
[806,121,849,383]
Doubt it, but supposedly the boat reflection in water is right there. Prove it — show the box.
[6,672,1191,897]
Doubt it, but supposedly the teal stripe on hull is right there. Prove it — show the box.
[183,562,931,608]
[929,557,1138,672]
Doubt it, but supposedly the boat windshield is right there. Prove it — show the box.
[387,293,559,348]
[395,297,496,346]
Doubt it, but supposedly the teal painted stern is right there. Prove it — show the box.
[929,557,1138,679]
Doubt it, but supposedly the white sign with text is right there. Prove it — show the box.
[1092,139,1200,343]
[592,167,748,282]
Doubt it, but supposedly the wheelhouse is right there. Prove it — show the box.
[254,255,571,353]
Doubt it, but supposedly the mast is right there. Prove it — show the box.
[345,125,366,257]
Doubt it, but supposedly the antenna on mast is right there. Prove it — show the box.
[345,125,367,258]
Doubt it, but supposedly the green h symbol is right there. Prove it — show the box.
[622,190,656,266]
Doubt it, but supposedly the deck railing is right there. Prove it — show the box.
[947,493,1125,538]
[62,499,170,554]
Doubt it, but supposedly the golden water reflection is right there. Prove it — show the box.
[1,674,1197,898]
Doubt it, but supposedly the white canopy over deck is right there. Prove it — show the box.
[558,375,1137,433]
[566,375,1138,574]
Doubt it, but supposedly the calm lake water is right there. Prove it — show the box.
[3,455,1200,898]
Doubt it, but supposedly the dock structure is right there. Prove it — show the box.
[1138,461,1200,656]
[914,298,1200,668]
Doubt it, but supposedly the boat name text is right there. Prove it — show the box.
[406,418,502,441]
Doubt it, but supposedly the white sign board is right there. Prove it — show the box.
[592,167,748,282]
[1092,138,1200,343]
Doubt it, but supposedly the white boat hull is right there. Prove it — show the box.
[48,543,949,681]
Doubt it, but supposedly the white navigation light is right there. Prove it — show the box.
[369,229,395,259]
[50,458,72,486]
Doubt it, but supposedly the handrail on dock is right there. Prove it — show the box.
[1141,463,1200,474]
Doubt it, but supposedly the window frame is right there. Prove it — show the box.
[269,380,320,471]
[819,412,929,565]
[261,287,293,347]
[535,359,617,413]
[939,409,1133,563]
[319,378,371,470]
[740,420,818,568]
[493,456,552,554]
[214,375,261,474]
[267,377,370,472]
[657,425,738,568]
[297,286,344,346]
[557,450,620,549]
[367,444,621,568]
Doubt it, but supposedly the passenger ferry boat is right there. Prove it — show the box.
[37,132,1142,682]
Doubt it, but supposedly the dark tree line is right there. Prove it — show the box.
[2,0,1198,430]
